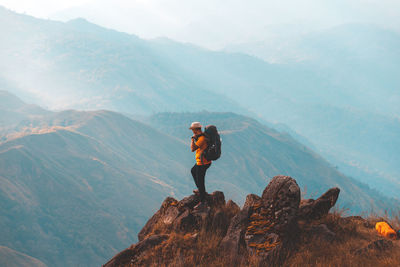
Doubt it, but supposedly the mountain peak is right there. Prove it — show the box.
[66,17,90,25]
[65,17,105,32]
[64,16,140,41]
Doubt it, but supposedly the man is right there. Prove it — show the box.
[189,121,211,210]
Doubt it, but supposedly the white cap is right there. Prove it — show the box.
[189,122,202,130]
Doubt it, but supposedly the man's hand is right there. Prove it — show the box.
[191,137,199,152]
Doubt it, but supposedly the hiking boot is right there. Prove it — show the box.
[193,201,207,211]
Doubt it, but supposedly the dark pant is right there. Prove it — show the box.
[191,163,211,202]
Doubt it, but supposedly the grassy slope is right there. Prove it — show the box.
[0,112,192,266]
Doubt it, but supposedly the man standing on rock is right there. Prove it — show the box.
[190,122,211,210]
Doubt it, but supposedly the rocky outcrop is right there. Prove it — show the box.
[104,176,341,267]
[137,197,178,241]
[138,191,229,240]
[298,187,340,220]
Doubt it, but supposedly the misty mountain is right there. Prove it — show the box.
[147,27,400,198]
[1,93,396,266]
[0,7,399,199]
[226,23,400,114]
[48,0,400,50]
[0,246,46,267]
[223,24,400,196]
[0,6,246,115]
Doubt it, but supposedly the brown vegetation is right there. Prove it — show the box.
[286,208,400,267]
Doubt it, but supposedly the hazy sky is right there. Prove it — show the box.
[1,0,399,49]
[0,0,92,17]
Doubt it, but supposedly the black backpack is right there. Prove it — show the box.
[203,125,221,161]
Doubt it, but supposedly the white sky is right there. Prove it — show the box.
[0,0,93,17]
[1,0,399,49]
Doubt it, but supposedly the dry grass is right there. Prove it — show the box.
[367,210,400,230]
[286,208,400,267]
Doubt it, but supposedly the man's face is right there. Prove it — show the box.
[192,128,201,135]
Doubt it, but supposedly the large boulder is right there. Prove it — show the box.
[298,187,340,220]
[260,175,301,233]
[221,176,302,261]
[245,175,301,260]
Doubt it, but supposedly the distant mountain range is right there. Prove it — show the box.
[0,7,246,115]
[0,92,397,266]
[0,6,398,199]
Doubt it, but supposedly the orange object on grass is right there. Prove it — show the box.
[375,221,397,240]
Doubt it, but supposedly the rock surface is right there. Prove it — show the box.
[104,234,169,267]
[220,193,262,254]
[243,175,300,260]
[298,187,340,220]
[137,197,178,241]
